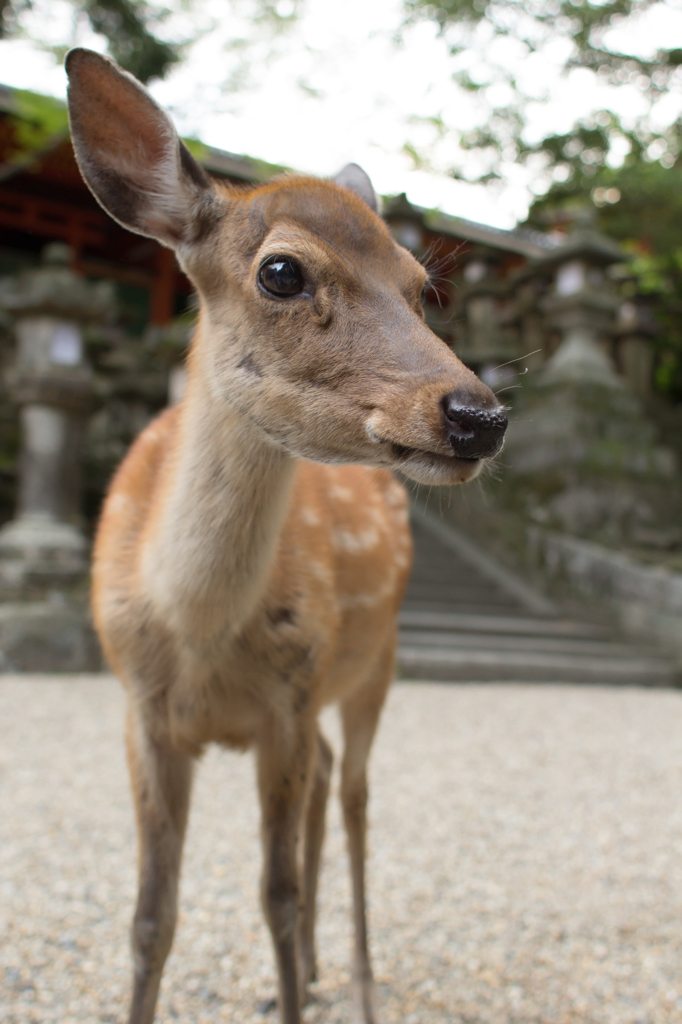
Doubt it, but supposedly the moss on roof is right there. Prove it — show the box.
[0,87,69,168]
[0,84,287,184]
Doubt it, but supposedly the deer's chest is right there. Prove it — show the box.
[166,606,329,751]
[165,463,411,750]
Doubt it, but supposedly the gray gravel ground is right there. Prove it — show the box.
[2,676,682,1024]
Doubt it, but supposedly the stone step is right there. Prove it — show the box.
[399,628,657,659]
[405,582,518,604]
[409,506,556,617]
[400,510,680,686]
[0,600,102,673]
[399,609,609,638]
[397,645,679,686]
[402,602,534,618]
[407,569,506,589]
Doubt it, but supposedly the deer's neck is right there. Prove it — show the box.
[141,372,297,644]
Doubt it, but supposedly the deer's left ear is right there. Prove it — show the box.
[333,163,378,212]
[65,47,222,249]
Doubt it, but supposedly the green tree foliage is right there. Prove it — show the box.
[0,1,303,92]
[404,0,681,180]
[406,0,681,91]
[0,0,182,82]
[79,1,180,82]
[405,0,682,399]
[528,145,682,254]
[630,247,682,398]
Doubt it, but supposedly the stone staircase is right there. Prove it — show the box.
[398,509,680,686]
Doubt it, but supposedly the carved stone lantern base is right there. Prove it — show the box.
[0,592,102,672]
[502,374,681,548]
[0,514,89,594]
[0,518,101,670]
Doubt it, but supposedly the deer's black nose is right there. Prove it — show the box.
[441,391,507,460]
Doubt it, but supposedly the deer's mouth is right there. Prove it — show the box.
[387,441,483,484]
[390,441,478,465]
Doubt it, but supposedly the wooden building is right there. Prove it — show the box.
[0,84,289,333]
[0,84,548,346]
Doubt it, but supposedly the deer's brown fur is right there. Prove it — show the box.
[66,46,505,1024]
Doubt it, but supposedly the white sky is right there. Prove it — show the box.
[1,0,681,229]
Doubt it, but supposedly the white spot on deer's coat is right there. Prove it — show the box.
[368,506,388,528]
[300,506,320,526]
[329,484,354,502]
[385,481,407,507]
[309,560,333,585]
[396,520,410,542]
[333,527,379,553]
[339,592,381,610]
[109,492,136,514]
[339,573,396,609]
[365,418,381,444]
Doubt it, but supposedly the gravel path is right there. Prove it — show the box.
[1,676,682,1024]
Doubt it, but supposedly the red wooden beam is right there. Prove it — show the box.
[150,246,177,325]
[0,187,107,248]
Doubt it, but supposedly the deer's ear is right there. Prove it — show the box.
[333,163,378,213]
[65,47,221,248]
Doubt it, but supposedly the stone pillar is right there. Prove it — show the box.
[0,244,113,595]
[502,215,679,544]
[460,254,519,374]
[538,213,624,388]
[463,258,498,355]
[612,299,657,400]
[144,315,195,407]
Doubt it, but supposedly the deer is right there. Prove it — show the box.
[65,47,508,1024]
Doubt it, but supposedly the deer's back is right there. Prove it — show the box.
[93,406,412,742]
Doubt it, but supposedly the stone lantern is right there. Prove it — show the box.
[612,297,658,400]
[459,249,513,369]
[537,210,625,388]
[0,243,114,594]
[501,214,679,544]
[144,315,195,407]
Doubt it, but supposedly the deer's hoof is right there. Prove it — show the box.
[256,996,277,1015]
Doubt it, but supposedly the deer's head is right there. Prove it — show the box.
[66,48,506,485]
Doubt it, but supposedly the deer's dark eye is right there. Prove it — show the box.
[258,256,304,297]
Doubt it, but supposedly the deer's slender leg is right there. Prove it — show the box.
[340,647,394,1024]
[300,730,333,991]
[125,703,193,1024]
[257,712,316,1024]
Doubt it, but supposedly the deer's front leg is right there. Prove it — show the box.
[300,730,333,991]
[257,713,315,1024]
[125,703,193,1024]
[341,652,393,1024]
